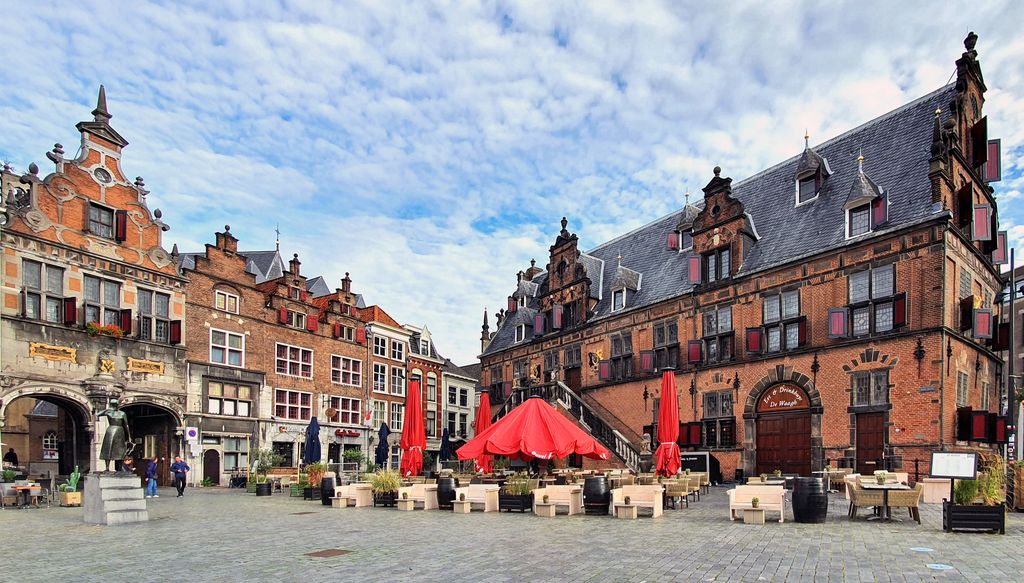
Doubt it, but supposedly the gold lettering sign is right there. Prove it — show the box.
[757,383,809,413]
[29,342,77,363]
[127,358,165,375]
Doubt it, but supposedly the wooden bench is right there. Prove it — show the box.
[610,485,663,518]
[727,485,785,522]
[453,484,499,512]
[332,483,373,508]
[397,483,439,510]
[532,485,583,516]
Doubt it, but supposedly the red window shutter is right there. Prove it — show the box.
[973,308,993,339]
[971,411,988,441]
[332,323,342,338]
[995,416,1008,443]
[687,256,701,285]
[278,308,288,324]
[870,192,887,228]
[62,297,78,326]
[306,314,318,332]
[533,314,545,336]
[114,210,128,242]
[971,116,988,168]
[983,139,1001,183]
[639,350,655,373]
[797,317,808,346]
[502,381,512,397]
[119,309,133,335]
[169,320,182,344]
[300,290,308,302]
[993,231,1008,265]
[687,340,702,364]
[688,423,702,446]
[893,293,907,328]
[676,423,688,446]
[994,322,1010,351]
[552,304,563,329]
[598,360,611,381]
[507,296,516,313]
[972,204,992,241]
[667,232,679,250]
[745,328,762,354]
[827,307,848,338]
[355,328,366,344]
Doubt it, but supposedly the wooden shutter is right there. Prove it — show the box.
[827,307,848,338]
[306,313,318,332]
[667,232,679,250]
[745,328,762,354]
[959,296,975,331]
[893,294,907,328]
[533,314,545,337]
[552,304,563,329]
[300,290,308,302]
[797,317,808,346]
[119,309,133,335]
[993,322,1010,351]
[502,381,512,397]
[956,185,973,228]
[639,350,655,373]
[62,297,78,326]
[278,308,288,324]
[676,422,689,446]
[114,210,128,242]
[688,423,702,446]
[972,204,992,241]
[686,340,702,364]
[993,231,1008,264]
[973,308,993,339]
[355,328,366,344]
[993,415,1008,443]
[955,407,971,441]
[971,116,988,168]
[687,256,701,285]
[970,410,988,441]
[169,320,182,344]
[870,191,887,228]
[332,323,342,338]
[597,360,611,381]
[507,297,516,313]
[982,139,1001,182]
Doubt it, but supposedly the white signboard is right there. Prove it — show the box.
[929,452,977,480]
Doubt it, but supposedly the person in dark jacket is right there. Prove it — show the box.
[170,456,190,497]
[145,456,160,498]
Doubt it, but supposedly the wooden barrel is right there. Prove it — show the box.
[583,475,610,515]
[436,477,457,509]
[792,477,828,523]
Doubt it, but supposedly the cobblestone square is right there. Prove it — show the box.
[5,486,1024,582]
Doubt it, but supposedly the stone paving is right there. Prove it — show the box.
[4,484,1024,582]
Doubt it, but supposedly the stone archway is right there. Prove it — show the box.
[120,398,183,485]
[0,385,96,475]
[742,365,824,477]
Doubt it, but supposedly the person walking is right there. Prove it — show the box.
[145,456,160,498]
[170,456,190,497]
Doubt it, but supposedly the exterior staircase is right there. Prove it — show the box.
[490,381,642,472]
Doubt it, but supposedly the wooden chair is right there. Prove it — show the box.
[664,479,689,509]
[887,483,923,524]
[848,483,884,520]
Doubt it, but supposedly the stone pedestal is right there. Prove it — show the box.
[331,496,351,509]
[397,498,416,511]
[453,500,472,514]
[83,473,148,526]
[534,502,556,517]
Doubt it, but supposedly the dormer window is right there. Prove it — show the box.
[612,289,625,312]
[702,247,731,283]
[289,286,301,300]
[844,154,886,239]
[514,324,526,343]
[797,173,818,204]
[680,230,693,250]
[847,204,871,237]
[794,137,830,206]
[287,310,306,329]
[518,295,527,308]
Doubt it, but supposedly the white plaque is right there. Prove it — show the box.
[929,452,977,480]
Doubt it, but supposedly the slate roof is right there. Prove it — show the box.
[443,359,480,381]
[239,250,285,283]
[483,84,955,357]
[305,276,333,297]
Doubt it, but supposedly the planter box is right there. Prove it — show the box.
[59,491,82,507]
[498,493,534,513]
[942,501,1005,534]
[1012,466,1024,511]
[397,498,416,511]
[246,481,257,494]
[331,497,351,509]
[453,500,472,514]
[303,487,322,500]
[373,492,397,508]
[534,502,556,517]
[743,508,766,525]
[614,504,638,519]
[255,482,273,497]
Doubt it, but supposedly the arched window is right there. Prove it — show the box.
[42,431,58,450]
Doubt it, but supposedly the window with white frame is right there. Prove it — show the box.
[223,437,249,471]
[84,275,121,326]
[207,381,253,417]
[459,413,468,437]
[286,310,306,329]
[215,289,239,314]
[22,260,64,323]
[275,343,312,378]
[138,289,170,342]
[797,174,818,204]
[459,388,468,407]
[391,341,404,362]
[426,410,436,437]
[448,385,457,405]
[273,388,311,420]
[426,374,437,402]
[373,363,388,393]
[680,229,693,250]
[329,396,361,425]
[612,289,625,311]
[956,372,969,407]
[331,355,361,387]
[42,430,58,450]
[372,400,387,429]
[390,368,405,396]
[88,203,114,239]
[447,411,457,434]
[420,339,429,355]
[847,204,871,238]
[390,402,404,432]
[515,324,525,343]
[210,329,244,367]
[373,336,387,357]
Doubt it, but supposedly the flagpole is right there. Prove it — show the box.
[1007,247,1016,462]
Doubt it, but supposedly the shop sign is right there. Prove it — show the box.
[29,342,76,363]
[127,358,165,375]
[757,383,809,413]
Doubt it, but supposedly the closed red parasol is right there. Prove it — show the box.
[456,396,610,462]
[473,393,493,473]
[654,371,681,477]
[399,380,426,477]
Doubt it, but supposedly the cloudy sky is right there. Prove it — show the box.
[2,1,1022,364]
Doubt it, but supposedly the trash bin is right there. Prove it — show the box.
[321,476,335,506]
[792,477,828,523]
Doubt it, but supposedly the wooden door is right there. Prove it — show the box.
[565,367,582,392]
[203,449,220,486]
[756,413,811,476]
[856,412,885,476]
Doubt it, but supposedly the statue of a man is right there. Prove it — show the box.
[97,398,130,472]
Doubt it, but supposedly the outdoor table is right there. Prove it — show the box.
[860,482,911,521]
[14,485,36,508]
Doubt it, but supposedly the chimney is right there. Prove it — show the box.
[215,225,238,254]
[525,258,543,281]
[289,253,301,276]
[341,272,352,293]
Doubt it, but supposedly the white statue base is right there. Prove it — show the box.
[83,473,149,526]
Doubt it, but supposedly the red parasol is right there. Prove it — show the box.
[399,380,426,477]
[473,393,493,473]
[654,371,681,476]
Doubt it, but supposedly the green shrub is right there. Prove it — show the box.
[977,457,1006,506]
[954,479,979,505]
[369,469,402,494]
[501,473,533,496]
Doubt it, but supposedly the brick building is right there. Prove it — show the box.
[0,87,187,483]
[180,228,370,483]
[405,324,446,461]
[479,34,1008,479]
[361,305,411,468]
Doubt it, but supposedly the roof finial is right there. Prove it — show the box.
[530,258,536,268]
[616,252,622,267]
[684,188,690,206]
[92,85,111,123]
[804,128,809,148]
[857,148,865,174]
[275,223,280,251]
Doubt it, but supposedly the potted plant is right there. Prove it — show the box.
[252,449,281,497]
[304,461,326,500]
[624,495,631,506]
[342,449,364,472]
[772,469,782,478]
[370,469,401,507]
[943,454,1006,534]
[684,468,691,476]
[57,466,82,506]
[459,492,466,502]
[759,473,768,482]
[1,469,15,482]
[542,494,549,504]
[751,496,760,509]
[876,472,887,485]
[499,473,533,512]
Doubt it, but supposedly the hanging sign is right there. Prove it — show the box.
[757,384,809,413]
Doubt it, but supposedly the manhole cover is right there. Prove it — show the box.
[291,511,316,515]
[927,564,954,570]
[305,549,352,558]
[910,547,934,552]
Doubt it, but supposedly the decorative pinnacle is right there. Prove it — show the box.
[92,85,111,122]
[857,148,865,174]
[804,128,809,148]
[616,252,622,266]
[713,166,721,177]
[684,189,690,206]
[224,224,231,232]
[934,107,942,118]
[560,217,568,231]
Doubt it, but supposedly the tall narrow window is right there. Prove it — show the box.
[798,175,817,204]
[390,368,405,396]
[22,260,63,323]
[88,204,114,239]
[652,319,679,370]
[702,306,733,363]
[702,247,731,283]
[609,332,633,380]
[84,276,121,326]
[848,205,870,237]
[373,363,388,393]
[139,289,170,342]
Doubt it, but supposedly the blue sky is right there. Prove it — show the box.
[2,1,1022,364]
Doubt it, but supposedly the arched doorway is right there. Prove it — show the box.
[755,384,812,476]
[203,449,221,486]
[0,392,92,478]
[122,402,180,486]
